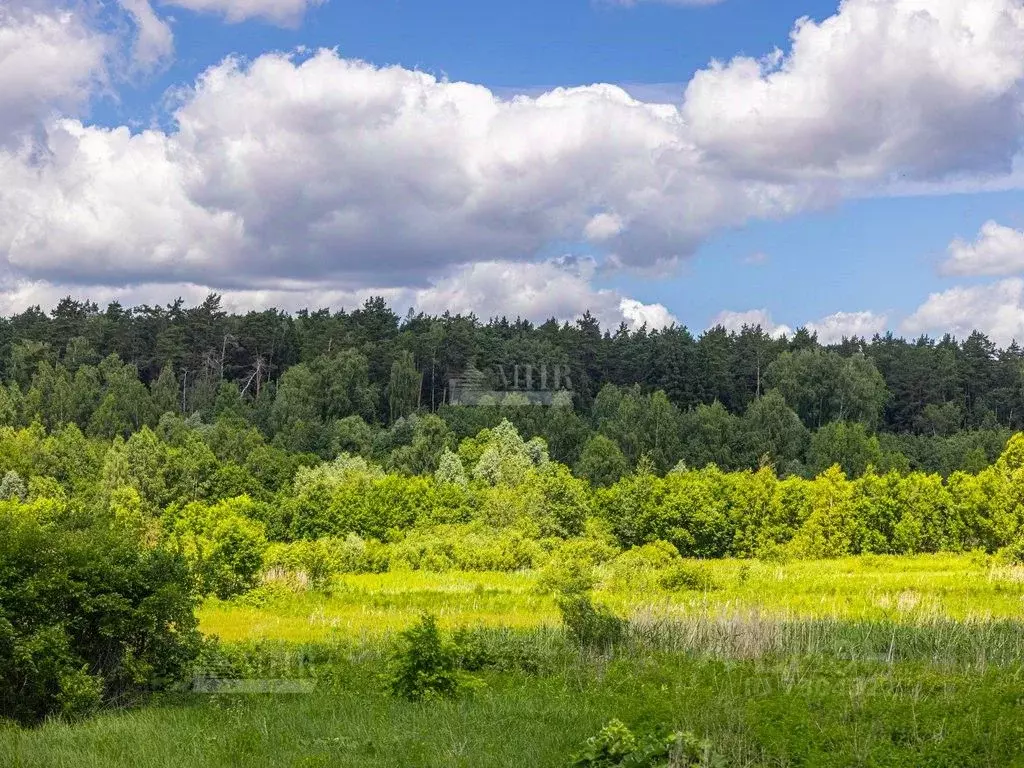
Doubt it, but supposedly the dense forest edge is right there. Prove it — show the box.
[1,294,1021,477]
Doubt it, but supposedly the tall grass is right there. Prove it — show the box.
[627,609,1024,668]
[5,645,1022,767]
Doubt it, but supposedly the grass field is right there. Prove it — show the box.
[6,554,1024,767]
[199,553,1024,642]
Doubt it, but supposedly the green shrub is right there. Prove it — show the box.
[657,562,718,592]
[387,614,479,701]
[389,524,543,573]
[572,719,637,766]
[553,532,621,568]
[55,666,104,720]
[613,541,681,574]
[534,462,592,537]
[535,527,624,595]
[607,541,681,590]
[262,535,389,588]
[557,594,625,652]
[0,470,26,502]
[166,497,269,599]
[203,515,268,598]
[571,718,720,767]
[0,505,200,725]
[539,555,598,596]
[262,541,320,588]
[755,540,793,564]
[449,628,554,675]
[995,536,1024,566]
[234,580,298,607]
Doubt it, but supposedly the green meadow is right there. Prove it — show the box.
[199,553,1024,643]
[7,553,1024,768]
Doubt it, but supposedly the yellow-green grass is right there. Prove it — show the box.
[199,553,1024,644]
[199,570,557,642]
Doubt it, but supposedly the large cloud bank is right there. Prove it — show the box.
[4,0,1024,333]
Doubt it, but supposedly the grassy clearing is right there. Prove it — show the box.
[198,570,555,642]
[7,553,1024,767]
[199,553,1024,643]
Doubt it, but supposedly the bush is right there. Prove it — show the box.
[612,541,681,575]
[554,532,621,568]
[536,527,623,596]
[538,555,598,596]
[557,594,625,652]
[0,506,200,724]
[571,719,720,767]
[658,562,718,592]
[607,541,681,591]
[449,627,554,675]
[995,534,1024,566]
[387,614,479,701]
[203,514,268,598]
[262,535,389,587]
[389,524,543,573]
[234,580,298,607]
[755,540,793,564]
[0,470,26,501]
[166,497,269,599]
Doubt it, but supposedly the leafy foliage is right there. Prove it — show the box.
[166,497,269,599]
[387,614,478,701]
[0,504,200,724]
[658,563,718,592]
[571,719,720,767]
[557,594,625,652]
[4,294,1024,479]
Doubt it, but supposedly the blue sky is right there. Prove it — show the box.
[147,0,824,89]
[6,0,1024,344]
[103,1,835,133]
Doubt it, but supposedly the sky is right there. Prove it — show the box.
[5,0,1024,344]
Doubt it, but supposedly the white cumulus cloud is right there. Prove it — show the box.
[0,120,246,286]
[0,50,813,290]
[619,298,677,330]
[806,310,888,343]
[584,212,626,242]
[118,0,174,71]
[903,278,1024,345]
[0,4,109,144]
[682,0,1024,183]
[5,0,1024,330]
[943,220,1024,276]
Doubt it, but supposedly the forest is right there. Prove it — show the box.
[6,296,1024,766]
[0,294,1018,480]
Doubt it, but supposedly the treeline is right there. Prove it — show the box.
[0,295,1019,478]
[5,416,1024,571]
[260,420,1024,568]
[5,294,1024,430]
